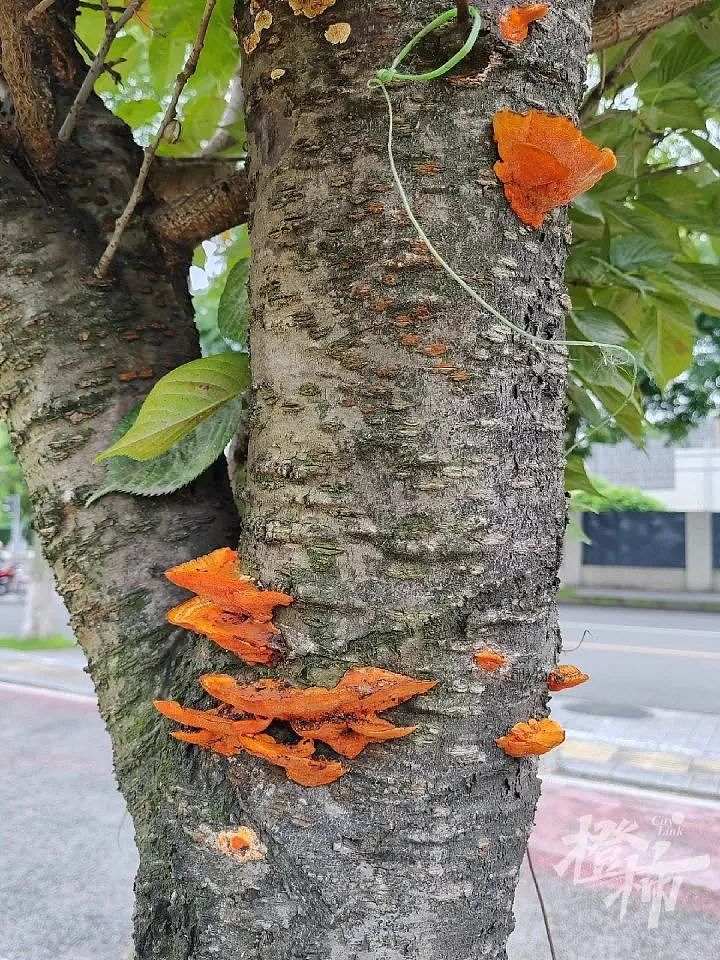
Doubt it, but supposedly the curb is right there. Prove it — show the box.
[545,736,720,802]
[558,588,720,613]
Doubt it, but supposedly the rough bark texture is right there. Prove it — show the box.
[592,0,710,48]
[0,4,241,957]
[0,0,609,958]
[222,2,589,957]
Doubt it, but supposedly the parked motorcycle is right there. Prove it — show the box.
[0,563,15,595]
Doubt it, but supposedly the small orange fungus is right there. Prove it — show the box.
[287,0,335,18]
[496,717,565,757]
[548,663,589,691]
[474,650,506,672]
[165,549,291,665]
[493,109,616,228]
[165,548,292,621]
[216,827,265,862]
[499,4,549,43]
[156,667,436,786]
[167,597,282,665]
[325,22,351,44]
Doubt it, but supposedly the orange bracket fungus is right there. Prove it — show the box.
[473,650,507,672]
[165,548,292,666]
[493,109,617,228]
[499,4,549,44]
[548,663,589,691]
[496,717,565,757]
[155,667,437,787]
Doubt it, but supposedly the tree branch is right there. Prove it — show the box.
[58,0,145,142]
[456,0,470,25]
[150,170,249,250]
[26,0,57,19]
[582,30,649,119]
[592,0,711,50]
[94,0,218,279]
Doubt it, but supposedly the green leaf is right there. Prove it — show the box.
[659,262,720,314]
[642,99,706,131]
[572,307,631,346]
[565,515,592,543]
[217,258,250,345]
[565,454,601,495]
[567,380,604,427]
[695,60,720,106]
[87,397,242,503]
[114,97,161,129]
[636,295,696,387]
[602,202,682,253]
[609,235,674,271]
[658,33,712,84]
[96,353,250,462]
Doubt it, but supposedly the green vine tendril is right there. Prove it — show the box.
[370,5,643,455]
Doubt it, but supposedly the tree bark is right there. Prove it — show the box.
[1,0,604,958]
[217,1,589,957]
[592,0,711,49]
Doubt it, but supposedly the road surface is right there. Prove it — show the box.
[559,605,720,714]
[1,602,719,960]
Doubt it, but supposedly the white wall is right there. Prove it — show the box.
[649,449,720,512]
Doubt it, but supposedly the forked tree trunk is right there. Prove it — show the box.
[1,1,592,958]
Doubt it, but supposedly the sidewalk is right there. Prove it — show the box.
[546,695,720,800]
[0,647,92,697]
[559,586,720,613]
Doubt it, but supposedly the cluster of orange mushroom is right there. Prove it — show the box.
[156,667,437,787]
[165,548,292,666]
[474,647,589,756]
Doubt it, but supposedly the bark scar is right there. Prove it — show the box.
[247,100,294,169]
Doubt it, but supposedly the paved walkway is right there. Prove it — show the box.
[546,696,720,800]
[561,586,720,612]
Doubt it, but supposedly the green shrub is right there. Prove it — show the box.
[571,476,666,513]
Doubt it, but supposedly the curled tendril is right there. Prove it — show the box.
[371,6,483,87]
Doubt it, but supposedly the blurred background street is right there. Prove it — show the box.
[1,590,718,960]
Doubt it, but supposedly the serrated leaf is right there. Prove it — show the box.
[609,235,674,271]
[565,455,601,495]
[217,258,250,345]
[87,397,242,504]
[96,352,250,462]
[636,295,696,388]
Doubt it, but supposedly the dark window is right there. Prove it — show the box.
[713,514,720,570]
[582,512,686,569]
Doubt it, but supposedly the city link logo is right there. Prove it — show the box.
[553,812,711,928]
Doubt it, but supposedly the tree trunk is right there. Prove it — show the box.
[220,2,589,957]
[1,1,593,958]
